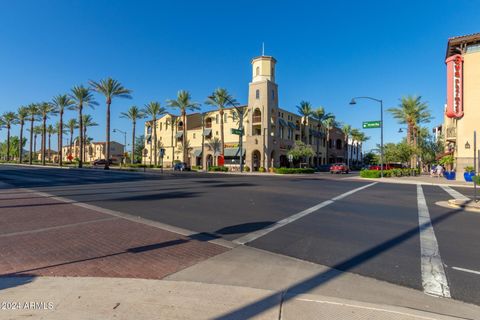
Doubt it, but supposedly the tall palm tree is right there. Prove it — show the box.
[296,101,313,143]
[1,112,17,161]
[120,106,146,164]
[82,114,98,163]
[169,116,178,164]
[323,116,337,164]
[46,124,56,163]
[70,85,98,168]
[206,137,222,166]
[26,103,39,164]
[52,94,74,166]
[33,125,43,159]
[66,118,78,161]
[342,124,352,166]
[205,88,237,156]
[89,78,132,169]
[38,102,58,165]
[387,95,431,167]
[167,90,200,163]
[311,107,333,166]
[17,107,29,163]
[55,121,67,162]
[143,102,167,166]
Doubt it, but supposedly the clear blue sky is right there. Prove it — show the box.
[1,0,479,152]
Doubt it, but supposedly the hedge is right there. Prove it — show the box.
[274,167,315,174]
[360,168,420,178]
[208,166,229,172]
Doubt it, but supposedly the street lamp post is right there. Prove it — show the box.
[350,97,384,178]
[113,128,127,164]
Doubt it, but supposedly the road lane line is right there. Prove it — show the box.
[452,266,480,275]
[440,186,470,200]
[417,184,451,298]
[233,182,377,245]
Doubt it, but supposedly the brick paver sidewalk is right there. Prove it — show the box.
[0,184,228,279]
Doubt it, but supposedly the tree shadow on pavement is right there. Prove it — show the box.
[0,274,36,291]
[212,204,467,320]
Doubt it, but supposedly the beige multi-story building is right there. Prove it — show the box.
[143,54,328,171]
[61,139,125,163]
[442,33,480,178]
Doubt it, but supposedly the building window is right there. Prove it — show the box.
[336,139,342,149]
[193,133,196,139]
[256,66,260,76]
[279,126,284,139]
[159,122,162,131]
[215,115,219,124]
[272,90,275,100]
[256,89,260,100]
[224,113,227,123]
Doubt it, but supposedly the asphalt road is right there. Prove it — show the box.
[1,165,480,306]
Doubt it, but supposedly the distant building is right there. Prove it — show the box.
[36,149,58,162]
[62,139,125,163]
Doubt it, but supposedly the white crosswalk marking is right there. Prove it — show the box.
[417,184,451,298]
[440,186,470,200]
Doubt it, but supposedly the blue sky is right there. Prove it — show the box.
[1,0,479,152]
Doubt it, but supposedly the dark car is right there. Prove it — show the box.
[174,162,190,171]
[92,159,113,166]
[330,163,349,174]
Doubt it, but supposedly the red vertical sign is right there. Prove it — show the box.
[445,54,464,118]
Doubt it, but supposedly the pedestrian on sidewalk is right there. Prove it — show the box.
[436,164,444,178]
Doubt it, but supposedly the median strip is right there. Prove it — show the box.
[233,182,378,245]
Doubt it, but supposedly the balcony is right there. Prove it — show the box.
[252,116,262,123]
[446,126,456,141]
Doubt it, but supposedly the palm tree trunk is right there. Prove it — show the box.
[29,119,34,164]
[201,116,205,169]
[220,109,225,156]
[182,111,187,163]
[48,134,51,162]
[171,120,175,165]
[153,118,158,166]
[316,124,320,166]
[6,127,10,162]
[84,127,87,163]
[78,106,83,168]
[19,122,24,163]
[105,102,111,169]
[59,113,63,166]
[326,130,330,164]
[131,121,136,164]
[345,135,349,166]
[42,118,46,166]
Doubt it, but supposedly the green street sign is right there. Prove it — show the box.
[362,121,382,129]
[231,128,244,135]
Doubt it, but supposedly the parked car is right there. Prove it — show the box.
[330,163,349,174]
[315,164,331,172]
[174,162,190,171]
[92,159,113,166]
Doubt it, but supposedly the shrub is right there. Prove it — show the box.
[208,166,228,172]
[191,165,202,171]
[244,165,250,172]
[259,167,266,173]
[473,176,480,184]
[274,167,315,174]
[465,166,475,172]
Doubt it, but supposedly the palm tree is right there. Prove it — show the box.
[55,121,67,162]
[52,94,74,166]
[33,125,43,159]
[323,116,337,164]
[1,112,17,161]
[46,124,56,163]
[311,107,333,166]
[66,118,78,161]
[296,101,313,143]
[70,85,98,168]
[26,103,39,164]
[89,78,132,169]
[342,124,352,166]
[82,114,98,163]
[120,106,146,164]
[206,137,222,166]
[37,102,58,165]
[167,90,200,163]
[205,88,237,156]
[17,107,29,163]
[387,95,432,167]
[143,102,167,166]
[169,116,179,164]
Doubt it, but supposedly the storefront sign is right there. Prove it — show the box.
[445,54,464,118]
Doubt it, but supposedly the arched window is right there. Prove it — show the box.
[256,66,260,76]
[205,117,212,128]
[252,108,262,123]
[336,139,342,149]
[256,89,260,99]
[178,121,183,130]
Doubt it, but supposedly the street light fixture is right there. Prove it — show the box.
[350,96,384,178]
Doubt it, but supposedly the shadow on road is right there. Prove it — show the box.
[0,274,36,291]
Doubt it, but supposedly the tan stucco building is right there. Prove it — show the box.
[62,140,125,163]
[143,55,330,171]
[442,33,480,178]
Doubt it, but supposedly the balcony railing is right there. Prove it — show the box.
[252,116,262,123]
[446,126,456,140]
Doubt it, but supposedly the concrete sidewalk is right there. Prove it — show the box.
[354,174,475,188]
[2,246,480,319]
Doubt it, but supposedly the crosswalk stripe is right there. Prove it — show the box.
[417,184,451,298]
[440,186,470,200]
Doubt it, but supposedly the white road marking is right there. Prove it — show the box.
[440,186,470,200]
[452,266,480,275]
[233,182,378,245]
[417,184,451,298]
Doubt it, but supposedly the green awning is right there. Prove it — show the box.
[175,132,183,138]
[288,122,297,130]
[193,149,202,157]
[224,148,246,157]
[279,118,288,127]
